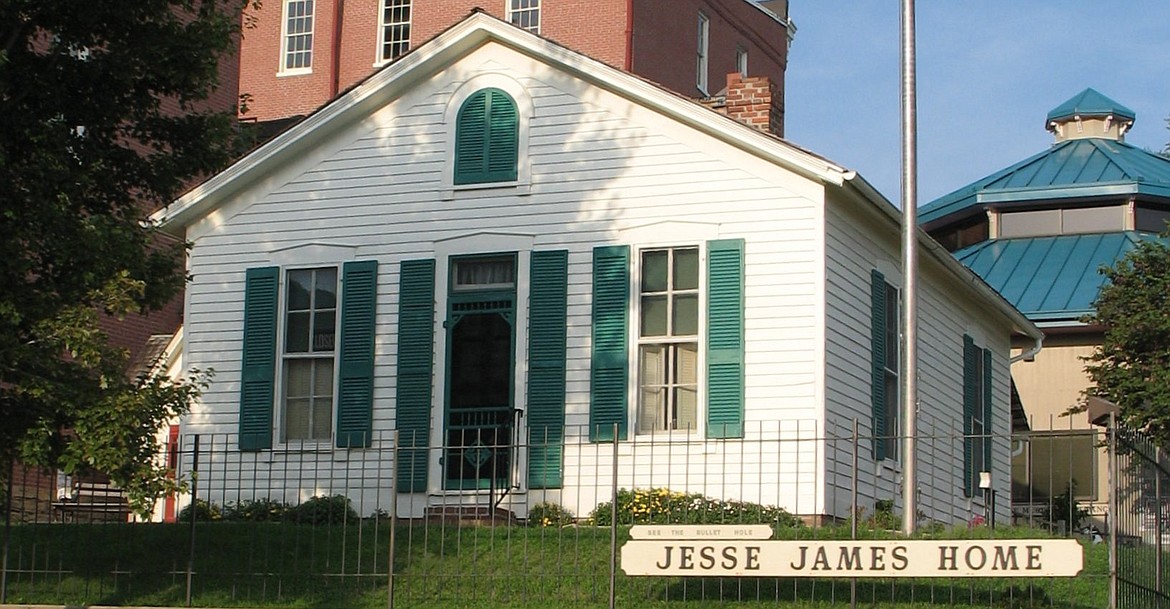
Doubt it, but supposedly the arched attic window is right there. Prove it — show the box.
[454,88,519,185]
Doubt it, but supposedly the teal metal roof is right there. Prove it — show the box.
[1046,88,1135,124]
[920,138,1170,225]
[952,232,1161,321]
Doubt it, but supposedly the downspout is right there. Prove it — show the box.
[623,0,634,71]
[331,0,346,98]
[1009,334,1043,364]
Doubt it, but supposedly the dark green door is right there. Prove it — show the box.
[444,255,517,490]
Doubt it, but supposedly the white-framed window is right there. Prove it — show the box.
[508,0,540,33]
[736,46,748,77]
[281,0,315,73]
[636,246,700,434]
[282,267,337,441]
[696,13,710,93]
[379,0,411,63]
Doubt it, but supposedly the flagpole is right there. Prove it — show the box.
[900,0,920,536]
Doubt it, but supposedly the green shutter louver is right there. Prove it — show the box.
[454,88,519,185]
[527,250,568,488]
[239,267,279,451]
[870,270,887,461]
[962,334,978,497]
[706,239,745,439]
[336,260,378,448]
[590,245,629,442]
[395,259,435,492]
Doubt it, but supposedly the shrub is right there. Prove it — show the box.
[528,502,575,527]
[223,498,290,522]
[178,499,221,522]
[588,488,799,528]
[289,494,358,525]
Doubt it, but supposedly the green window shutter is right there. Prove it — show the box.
[527,250,568,488]
[962,334,978,497]
[454,88,518,185]
[239,267,279,451]
[395,259,435,492]
[706,239,745,439]
[336,260,378,448]
[983,346,993,487]
[590,245,629,442]
[870,270,887,460]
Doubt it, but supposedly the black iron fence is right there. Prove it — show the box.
[1,423,1112,608]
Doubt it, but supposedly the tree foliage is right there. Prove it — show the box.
[1083,235,1170,445]
[0,0,245,510]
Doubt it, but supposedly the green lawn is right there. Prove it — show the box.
[0,522,1108,608]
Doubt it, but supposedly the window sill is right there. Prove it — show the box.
[276,68,313,78]
[442,180,531,200]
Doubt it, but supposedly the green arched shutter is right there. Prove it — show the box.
[706,239,745,439]
[454,88,519,185]
[528,250,568,488]
[395,259,435,492]
[336,260,378,448]
[590,245,629,442]
[240,267,279,451]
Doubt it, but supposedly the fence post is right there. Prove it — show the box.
[851,419,859,609]
[186,434,200,607]
[609,423,619,609]
[388,430,398,609]
[1108,416,1117,609]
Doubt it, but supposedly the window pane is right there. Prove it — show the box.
[638,388,663,434]
[640,344,665,385]
[642,250,668,292]
[674,386,697,431]
[313,311,336,352]
[673,294,698,335]
[674,248,699,290]
[454,257,515,289]
[641,295,668,336]
[288,270,312,310]
[285,398,310,440]
[676,342,698,384]
[286,359,312,397]
[315,268,337,309]
[314,358,334,395]
[286,311,310,353]
[311,395,333,439]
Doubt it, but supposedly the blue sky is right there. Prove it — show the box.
[783,1,1170,206]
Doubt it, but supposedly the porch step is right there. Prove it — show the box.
[424,503,520,525]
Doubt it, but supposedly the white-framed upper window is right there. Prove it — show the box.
[696,13,710,94]
[282,267,337,442]
[736,46,748,77]
[508,0,541,33]
[636,246,701,434]
[281,0,315,73]
[379,0,411,64]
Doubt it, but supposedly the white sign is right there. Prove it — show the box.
[630,525,773,540]
[621,539,1083,578]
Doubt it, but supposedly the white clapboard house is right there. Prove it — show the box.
[154,12,1041,523]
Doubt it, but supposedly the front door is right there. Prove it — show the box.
[444,255,517,490]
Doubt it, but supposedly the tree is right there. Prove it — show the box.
[0,0,246,512]
[1083,235,1170,446]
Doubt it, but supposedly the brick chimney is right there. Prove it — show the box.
[720,72,783,137]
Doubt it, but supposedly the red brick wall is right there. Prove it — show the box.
[630,0,787,132]
[238,0,786,129]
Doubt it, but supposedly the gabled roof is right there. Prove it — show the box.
[920,138,1170,225]
[953,232,1162,322]
[151,11,1040,343]
[1046,88,1135,124]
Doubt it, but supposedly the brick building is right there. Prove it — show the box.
[237,0,795,133]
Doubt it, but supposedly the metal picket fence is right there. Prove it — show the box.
[1,421,1117,608]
